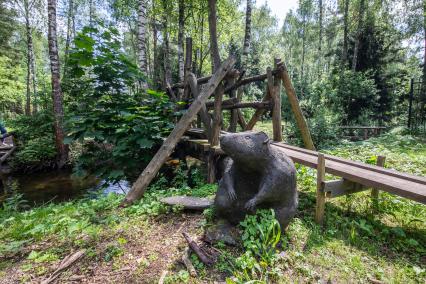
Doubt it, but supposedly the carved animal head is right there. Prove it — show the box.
[219,131,270,164]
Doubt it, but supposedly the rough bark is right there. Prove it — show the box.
[137,0,148,76]
[47,0,69,168]
[242,0,253,67]
[352,0,365,71]
[208,0,221,72]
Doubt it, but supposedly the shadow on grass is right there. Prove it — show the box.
[293,191,426,267]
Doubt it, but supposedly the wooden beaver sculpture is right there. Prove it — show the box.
[214,131,298,229]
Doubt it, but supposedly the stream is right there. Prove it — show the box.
[0,170,130,206]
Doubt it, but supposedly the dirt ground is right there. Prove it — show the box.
[0,213,222,284]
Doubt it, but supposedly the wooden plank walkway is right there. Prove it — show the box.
[183,129,426,204]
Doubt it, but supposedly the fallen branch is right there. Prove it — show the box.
[181,247,197,277]
[182,232,214,266]
[41,250,86,284]
[158,270,168,284]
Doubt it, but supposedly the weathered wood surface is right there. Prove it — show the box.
[268,65,282,142]
[183,129,426,204]
[315,153,326,224]
[206,101,271,110]
[122,57,236,205]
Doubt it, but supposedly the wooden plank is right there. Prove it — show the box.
[278,62,315,150]
[122,57,236,205]
[324,179,367,198]
[270,144,426,204]
[272,143,426,186]
[236,87,247,129]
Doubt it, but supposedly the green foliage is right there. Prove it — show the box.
[65,23,175,182]
[9,110,57,170]
[0,56,25,112]
[226,210,282,283]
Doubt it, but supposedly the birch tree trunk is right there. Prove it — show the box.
[177,0,185,83]
[242,0,253,68]
[63,0,74,78]
[352,0,365,71]
[137,0,148,77]
[317,0,323,77]
[47,0,68,168]
[208,0,221,72]
[24,0,32,115]
[162,0,171,87]
[342,0,349,68]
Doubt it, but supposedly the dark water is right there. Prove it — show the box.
[0,170,130,206]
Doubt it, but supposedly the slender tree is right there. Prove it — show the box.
[137,0,148,77]
[342,0,349,68]
[208,0,221,72]
[162,0,171,87]
[317,0,323,77]
[242,0,253,68]
[352,0,365,71]
[177,0,185,84]
[63,0,74,78]
[47,0,68,168]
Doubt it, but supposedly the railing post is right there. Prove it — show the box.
[315,153,326,225]
[371,155,386,210]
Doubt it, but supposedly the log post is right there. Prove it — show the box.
[228,74,238,132]
[278,62,315,150]
[273,58,282,141]
[187,73,212,140]
[315,153,326,225]
[236,88,247,129]
[208,83,224,183]
[245,87,270,130]
[371,155,386,210]
[183,37,193,100]
[269,60,282,141]
[122,57,235,206]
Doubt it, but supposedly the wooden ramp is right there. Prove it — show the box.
[182,129,426,206]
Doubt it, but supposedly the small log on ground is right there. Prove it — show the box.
[122,57,235,205]
[181,247,197,277]
[182,232,214,266]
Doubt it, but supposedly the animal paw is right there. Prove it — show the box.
[227,188,237,201]
[244,198,257,212]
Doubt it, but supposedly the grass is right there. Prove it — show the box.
[0,131,425,283]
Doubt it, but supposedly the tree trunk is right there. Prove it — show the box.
[177,0,185,83]
[162,0,172,87]
[24,0,32,116]
[152,0,159,86]
[47,0,69,168]
[137,0,148,77]
[208,0,221,72]
[300,12,306,97]
[342,0,349,68]
[423,0,426,100]
[63,0,74,78]
[352,0,365,71]
[242,0,253,68]
[318,0,323,77]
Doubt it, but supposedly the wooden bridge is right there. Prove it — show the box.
[181,128,426,223]
[122,47,426,224]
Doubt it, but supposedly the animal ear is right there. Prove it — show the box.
[263,137,270,145]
